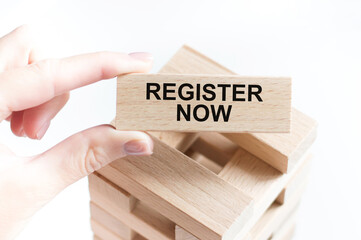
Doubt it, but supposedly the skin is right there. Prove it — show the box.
[0,25,154,239]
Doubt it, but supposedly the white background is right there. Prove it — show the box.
[0,0,360,239]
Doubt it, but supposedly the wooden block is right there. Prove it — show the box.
[116,73,291,133]
[272,224,296,240]
[88,172,137,212]
[175,155,311,240]
[218,152,311,239]
[90,175,175,240]
[91,202,137,240]
[91,219,146,240]
[97,136,254,240]
[270,212,297,240]
[275,154,312,204]
[91,219,124,240]
[245,183,305,240]
[190,133,239,166]
[224,108,317,173]
[150,45,315,173]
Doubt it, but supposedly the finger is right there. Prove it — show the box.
[10,111,25,137]
[0,51,153,122]
[22,93,70,139]
[33,125,153,188]
[0,25,40,71]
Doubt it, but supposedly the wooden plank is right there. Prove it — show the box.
[90,176,175,240]
[97,136,254,240]
[275,154,312,204]
[116,73,291,133]
[224,108,317,173]
[91,219,146,240]
[270,213,297,240]
[91,220,124,240]
[245,184,305,240]
[91,202,137,240]
[219,152,311,239]
[175,155,311,240]
[88,172,137,212]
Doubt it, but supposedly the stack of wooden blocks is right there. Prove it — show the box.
[88,46,317,240]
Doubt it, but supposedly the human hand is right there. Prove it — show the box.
[0,26,154,239]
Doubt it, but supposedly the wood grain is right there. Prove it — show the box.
[97,136,253,240]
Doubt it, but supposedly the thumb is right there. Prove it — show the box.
[33,125,153,190]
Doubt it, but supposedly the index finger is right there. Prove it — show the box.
[0,51,153,121]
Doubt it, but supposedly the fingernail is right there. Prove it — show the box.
[124,139,153,156]
[18,126,26,137]
[129,52,153,62]
[36,121,50,140]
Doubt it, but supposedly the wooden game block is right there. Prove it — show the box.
[269,211,297,240]
[116,73,291,133]
[88,172,137,212]
[245,183,305,240]
[175,154,311,240]
[91,219,146,240]
[189,133,238,166]
[90,202,137,240]
[223,108,317,173]
[218,152,311,239]
[91,219,124,240]
[97,136,254,240]
[149,45,315,173]
[275,154,312,204]
[90,175,175,240]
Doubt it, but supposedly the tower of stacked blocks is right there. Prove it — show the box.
[88,46,317,240]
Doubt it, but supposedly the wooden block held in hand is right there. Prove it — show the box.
[116,73,291,133]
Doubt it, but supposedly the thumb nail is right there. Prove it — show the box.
[124,139,153,156]
[128,52,153,62]
[36,121,50,140]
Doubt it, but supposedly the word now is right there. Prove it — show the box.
[177,104,232,122]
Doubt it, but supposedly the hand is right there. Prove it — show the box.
[0,26,154,239]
